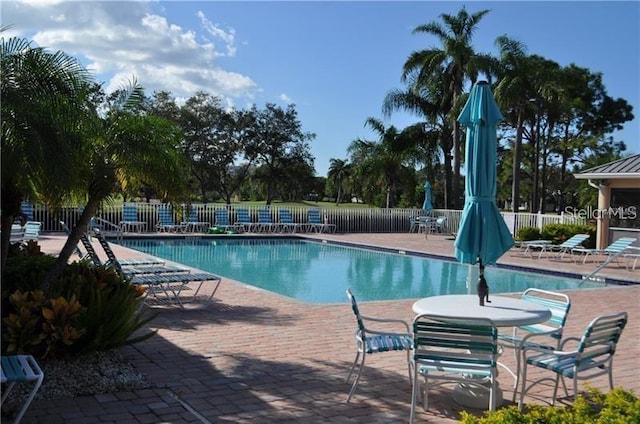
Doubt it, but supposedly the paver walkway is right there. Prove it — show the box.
[15,233,640,423]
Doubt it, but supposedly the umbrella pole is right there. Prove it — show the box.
[476,258,491,306]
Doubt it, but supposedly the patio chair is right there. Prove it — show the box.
[91,230,222,308]
[518,311,628,410]
[23,221,41,241]
[1,355,44,424]
[624,247,640,270]
[411,314,499,421]
[10,224,25,244]
[156,205,187,233]
[183,204,210,233]
[307,208,336,233]
[277,208,301,233]
[345,288,412,403]
[498,288,571,402]
[119,203,147,233]
[256,207,277,233]
[234,208,253,233]
[535,234,590,260]
[213,209,239,232]
[18,201,35,223]
[571,236,637,264]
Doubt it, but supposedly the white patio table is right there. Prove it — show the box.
[412,294,552,409]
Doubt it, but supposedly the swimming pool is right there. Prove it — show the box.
[116,238,604,303]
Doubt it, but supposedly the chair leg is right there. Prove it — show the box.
[409,369,420,424]
[346,351,366,402]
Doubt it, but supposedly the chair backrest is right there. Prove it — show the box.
[279,209,294,224]
[236,208,251,223]
[258,208,272,224]
[92,230,124,274]
[413,314,498,369]
[122,204,139,222]
[79,232,104,266]
[10,224,25,243]
[560,234,589,248]
[520,288,571,337]
[20,202,34,221]
[604,237,637,254]
[186,205,200,223]
[576,312,627,366]
[308,209,322,224]
[346,288,367,339]
[157,206,176,225]
[23,221,42,241]
[215,209,231,226]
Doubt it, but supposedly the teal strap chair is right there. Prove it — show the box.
[411,315,499,421]
[346,288,412,402]
[498,288,571,402]
[1,355,44,424]
[234,208,253,233]
[518,311,628,410]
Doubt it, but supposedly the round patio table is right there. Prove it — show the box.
[412,294,552,409]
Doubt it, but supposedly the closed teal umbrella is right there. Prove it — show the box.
[422,181,433,214]
[454,81,514,303]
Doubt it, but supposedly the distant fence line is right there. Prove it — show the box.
[27,203,587,235]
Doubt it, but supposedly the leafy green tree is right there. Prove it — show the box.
[327,159,352,204]
[245,103,315,204]
[1,33,94,269]
[402,6,495,208]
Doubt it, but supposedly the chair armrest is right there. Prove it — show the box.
[360,314,412,333]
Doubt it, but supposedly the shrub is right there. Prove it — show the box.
[1,253,156,358]
[541,223,597,248]
[516,226,541,241]
[459,387,640,423]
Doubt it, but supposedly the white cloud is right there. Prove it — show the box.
[2,0,258,104]
[279,93,294,104]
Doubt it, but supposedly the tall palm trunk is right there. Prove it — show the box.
[512,108,525,212]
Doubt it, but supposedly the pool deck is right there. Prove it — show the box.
[20,232,640,423]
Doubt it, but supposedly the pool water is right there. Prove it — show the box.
[116,238,604,303]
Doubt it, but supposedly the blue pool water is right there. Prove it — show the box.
[116,238,604,303]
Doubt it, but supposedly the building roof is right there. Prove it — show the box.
[574,153,640,179]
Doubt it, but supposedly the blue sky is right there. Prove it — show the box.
[3,1,638,176]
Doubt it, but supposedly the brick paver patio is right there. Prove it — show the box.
[17,232,640,423]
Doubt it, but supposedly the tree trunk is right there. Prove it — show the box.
[511,109,524,213]
[41,198,101,291]
[452,121,462,209]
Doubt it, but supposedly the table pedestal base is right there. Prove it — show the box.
[453,381,503,410]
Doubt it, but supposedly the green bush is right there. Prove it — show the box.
[460,387,640,423]
[541,223,597,248]
[516,226,541,241]
[1,253,156,358]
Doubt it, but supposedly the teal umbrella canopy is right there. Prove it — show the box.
[454,81,514,265]
[422,181,433,213]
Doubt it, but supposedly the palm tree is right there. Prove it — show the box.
[1,32,94,268]
[493,35,536,212]
[348,118,413,208]
[382,71,451,206]
[327,159,351,204]
[402,6,494,208]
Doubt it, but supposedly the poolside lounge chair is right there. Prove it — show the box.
[307,208,336,233]
[498,288,571,402]
[234,208,253,233]
[571,236,637,264]
[213,209,240,232]
[10,224,25,244]
[543,234,590,259]
[346,288,412,403]
[23,221,41,241]
[256,208,277,233]
[277,208,301,233]
[518,311,627,410]
[156,205,187,233]
[411,314,499,420]
[119,204,147,233]
[18,201,35,222]
[183,204,210,233]
[91,230,222,308]
[1,355,44,424]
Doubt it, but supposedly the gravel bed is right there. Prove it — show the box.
[1,349,153,417]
